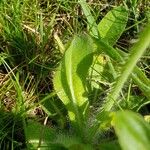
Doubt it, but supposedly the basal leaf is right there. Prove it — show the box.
[79,0,99,38]
[89,55,107,89]
[26,120,56,149]
[53,34,94,121]
[102,23,150,111]
[98,6,128,45]
[90,6,128,94]
[113,110,150,150]
[99,140,121,150]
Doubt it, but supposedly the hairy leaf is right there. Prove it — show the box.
[113,111,150,150]
[103,23,150,111]
[26,120,56,149]
[98,6,128,45]
[53,34,94,122]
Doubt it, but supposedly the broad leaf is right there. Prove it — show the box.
[98,6,128,46]
[54,134,94,150]
[113,110,150,150]
[99,140,121,150]
[89,55,108,89]
[90,6,128,93]
[53,34,94,121]
[26,120,56,149]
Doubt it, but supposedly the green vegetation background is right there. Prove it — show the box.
[0,0,150,150]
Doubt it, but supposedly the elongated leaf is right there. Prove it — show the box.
[93,36,150,103]
[130,0,139,8]
[53,34,94,122]
[103,23,150,111]
[113,111,150,150]
[89,55,108,89]
[99,140,121,150]
[90,6,128,92]
[79,0,98,37]
[26,120,56,149]
[98,6,128,45]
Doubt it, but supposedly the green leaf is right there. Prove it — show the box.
[79,0,98,37]
[102,23,150,111]
[89,55,108,89]
[69,144,94,150]
[99,140,121,150]
[54,134,94,150]
[98,6,128,45]
[130,0,139,8]
[26,120,56,149]
[113,110,150,150]
[53,34,94,124]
